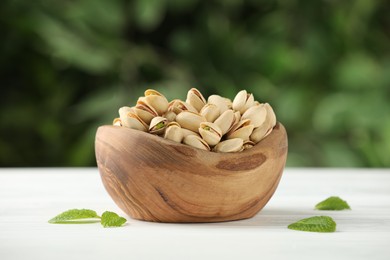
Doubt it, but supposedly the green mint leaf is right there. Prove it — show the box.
[101,211,127,228]
[48,209,101,224]
[288,216,336,233]
[315,196,351,210]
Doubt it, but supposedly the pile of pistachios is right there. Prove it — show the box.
[113,88,276,152]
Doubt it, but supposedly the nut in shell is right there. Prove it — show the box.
[149,116,168,135]
[241,104,267,128]
[208,95,229,114]
[175,111,206,133]
[214,109,235,135]
[213,138,244,153]
[226,119,254,141]
[144,89,169,115]
[164,122,183,143]
[199,122,222,146]
[121,112,148,132]
[232,90,255,114]
[168,99,198,114]
[200,104,220,122]
[186,88,206,112]
[183,135,210,151]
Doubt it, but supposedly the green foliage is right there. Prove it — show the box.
[48,209,100,224]
[315,197,351,211]
[1,0,389,167]
[101,211,127,228]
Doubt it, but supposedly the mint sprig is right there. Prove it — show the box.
[101,211,127,228]
[315,196,351,210]
[48,209,127,227]
[288,216,336,233]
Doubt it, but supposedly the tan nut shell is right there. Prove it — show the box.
[200,104,220,122]
[186,88,206,112]
[119,106,134,119]
[183,135,210,151]
[113,118,122,126]
[214,109,235,135]
[250,103,276,143]
[227,119,254,141]
[149,116,168,135]
[164,124,183,143]
[199,122,222,146]
[208,95,229,114]
[143,89,169,115]
[175,111,206,133]
[241,104,267,128]
[168,99,198,114]
[181,128,200,138]
[213,138,244,153]
[232,90,255,114]
[121,112,148,132]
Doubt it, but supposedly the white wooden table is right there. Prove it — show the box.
[1,168,389,260]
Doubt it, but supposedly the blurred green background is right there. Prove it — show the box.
[1,0,389,167]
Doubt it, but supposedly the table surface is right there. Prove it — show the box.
[1,168,389,260]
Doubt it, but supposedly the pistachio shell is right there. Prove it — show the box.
[181,128,200,138]
[168,99,198,114]
[214,109,235,135]
[143,89,169,115]
[233,111,241,126]
[264,103,277,128]
[121,112,148,132]
[213,138,243,153]
[241,104,267,128]
[113,118,122,126]
[199,122,222,146]
[164,124,184,143]
[149,116,168,135]
[227,119,255,141]
[183,135,210,151]
[163,110,177,122]
[208,95,229,114]
[133,104,158,125]
[232,90,255,114]
[119,106,134,119]
[186,88,206,112]
[250,103,277,143]
[175,111,206,133]
[200,104,220,122]
[243,140,255,150]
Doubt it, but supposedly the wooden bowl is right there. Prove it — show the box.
[95,122,288,223]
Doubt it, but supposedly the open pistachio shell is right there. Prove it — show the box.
[186,88,206,112]
[183,135,210,151]
[264,103,277,128]
[200,104,220,122]
[232,90,255,114]
[121,112,148,132]
[199,122,222,146]
[214,109,235,135]
[175,111,206,133]
[133,104,158,125]
[163,110,177,122]
[227,119,255,141]
[168,99,198,114]
[113,118,122,126]
[181,128,200,138]
[143,89,169,115]
[243,140,255,150]
[213,138,244,153]
[119,106,134,119]
[241,104,267,128]
[164,123,183,143]
[208,95,229,114]
[149,116,168,135]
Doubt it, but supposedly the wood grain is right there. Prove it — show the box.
[95,122,288,223]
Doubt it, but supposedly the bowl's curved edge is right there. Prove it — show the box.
[95,122,288,223]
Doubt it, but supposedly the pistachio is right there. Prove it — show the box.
[208,95,229,114]
[250,103,277,143]
[183,135,210,151]
[241,104,267,128]
[186,88,206,112]
[168,99,198,114]
[243,140,255,150]
[164,122,184,143]
[163,110,177,122]
[224,97,233,109]
[143,89,169,115]
[181,128,200,138]
[199,122,222,146]
[119,106,134,120]
[113,118,122,126]
[149,116,168,135]
[175,111,206,133]
[133,103,158,125]
[121,112,148,132]
[232,90,255,114]
[213,138,244,153]
[200,104,220,122]
[214,109,235,135]
[233,111,241,126]
[226,119,254,141]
